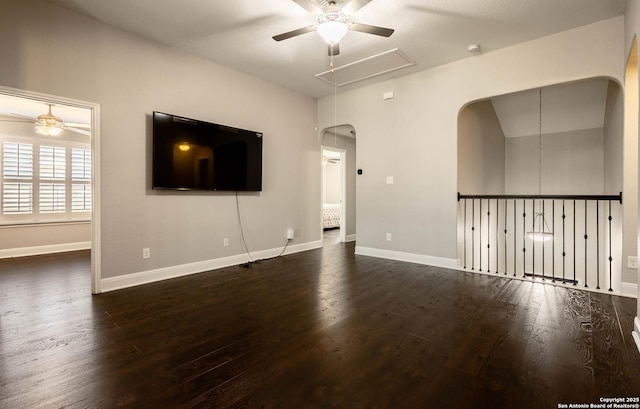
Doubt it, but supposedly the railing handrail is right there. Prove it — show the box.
[458,192,622,203]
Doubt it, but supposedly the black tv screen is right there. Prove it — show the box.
[152,112,262,191]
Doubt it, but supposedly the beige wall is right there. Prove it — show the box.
[318,17,624,267]
[604,80,625,196]
[0,223,90,257]
[323,159,341,204]
[602,81,627,283]
[457,100,506,195]
[505,128,604,195]
[0,0,319,285]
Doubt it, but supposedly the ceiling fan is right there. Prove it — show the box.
[273,0,394,56]
[0,103,90,136]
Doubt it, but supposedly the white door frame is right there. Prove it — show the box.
[0,85,101,293]
[322,146,347,243]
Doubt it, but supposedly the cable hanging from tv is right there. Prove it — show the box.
[235,192,290,268]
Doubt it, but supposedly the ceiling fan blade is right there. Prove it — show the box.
[66,127,91,136]
[349,22,394,37]
[291,0,322,14]
[328,43,340,56]
[64,122,91,128]
[341,0,373,14]
[273,25,317,41]
[0,119,35,123]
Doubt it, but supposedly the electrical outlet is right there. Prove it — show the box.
[287,228,295,240]
[142,248,151,259]
[628,256,638,269]
[386,233,392,241]
[223,238,229,247]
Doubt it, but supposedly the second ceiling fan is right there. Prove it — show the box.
[0,103,90,136]
[273,0,394,56]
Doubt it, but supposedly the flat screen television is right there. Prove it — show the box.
[152,112,262,191]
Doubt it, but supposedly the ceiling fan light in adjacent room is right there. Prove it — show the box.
[35,124,63,136]
[317,20,348,44]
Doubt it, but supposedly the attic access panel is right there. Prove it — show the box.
[315,48,416,87]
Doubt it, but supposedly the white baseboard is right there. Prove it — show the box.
[621,282,639,298]
[354,246,458,269]
[0,241,91,259]
[633,317,640,355]
[345,234,356,242]
[100,239,323,293]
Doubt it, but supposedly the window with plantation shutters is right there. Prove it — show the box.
[39,145,66,213]
[2,142,33,215]
[0,136,91,224]
[71,148,91,212]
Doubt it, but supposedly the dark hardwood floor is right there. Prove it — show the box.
[1,236,639,408]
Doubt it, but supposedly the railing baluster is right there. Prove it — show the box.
[496,199,499,274]
[522,199,526,278]
[504,199,507,276]
[596,200,600,290]
[513,198,516,277]
[532,199,535,281]
[573,199,578,285]
[487,200,491,273]
[608,200,613,292]
[552,199,555,282]
[584,200,588,288]
[463,198,467,269]
[471,199,475,270]
[479,199,483,272]
[562,200,566,283]
[542,200,546,281]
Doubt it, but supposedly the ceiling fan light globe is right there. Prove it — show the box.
[317,20,348,44]
[36,124,63,136]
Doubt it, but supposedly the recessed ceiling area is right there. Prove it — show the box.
[44,0,626,98]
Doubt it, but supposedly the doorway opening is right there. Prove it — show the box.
[320,124,356,245]
[0,86,101,293]
[322,147,346,244]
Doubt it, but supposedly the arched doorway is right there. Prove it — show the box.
[321,124,356,244]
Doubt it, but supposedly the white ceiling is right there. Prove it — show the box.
[2,1,621,139]
[44,0,626,98]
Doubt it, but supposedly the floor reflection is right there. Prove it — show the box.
[317,228,353,330]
